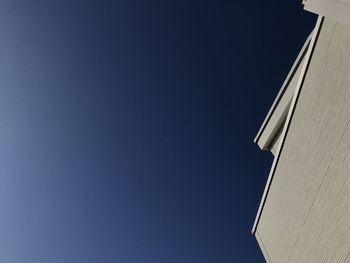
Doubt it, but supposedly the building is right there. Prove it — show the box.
[253,2,350,262]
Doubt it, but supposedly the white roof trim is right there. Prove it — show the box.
[252,16,324,235]
[254,34,312,150]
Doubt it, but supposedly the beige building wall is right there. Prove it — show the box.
[255,18,350,262]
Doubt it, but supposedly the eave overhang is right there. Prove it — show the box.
[254,34,312,152]
[252,16,324,235]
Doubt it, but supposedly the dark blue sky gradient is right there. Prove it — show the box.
[0,1,316,262]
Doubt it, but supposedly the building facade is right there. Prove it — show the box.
[253,2,350,262]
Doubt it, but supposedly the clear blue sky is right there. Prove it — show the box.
[0,1,315,262]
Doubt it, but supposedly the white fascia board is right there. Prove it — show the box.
[304,0,350,26]
[254,34,312,150]
[252,16,324,235]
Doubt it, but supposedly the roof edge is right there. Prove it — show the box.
[252,16,324,235]
[254,33,312,149]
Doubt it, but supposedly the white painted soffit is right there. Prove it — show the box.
[254,33,312,150]
[304,0,350,26]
